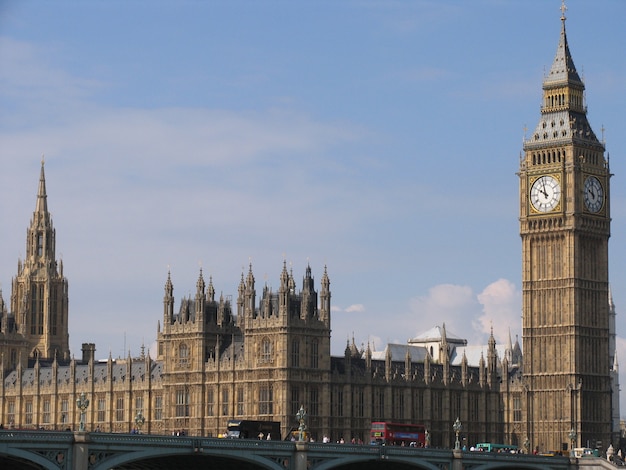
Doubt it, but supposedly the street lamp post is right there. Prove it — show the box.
[453,417,462,450]
[568,428,577,455]
[76,392,90,432]
[296,406,308,442]
[135,411,146,434]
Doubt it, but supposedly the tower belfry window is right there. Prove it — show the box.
[31,284,44,335]
[37,233,43,256]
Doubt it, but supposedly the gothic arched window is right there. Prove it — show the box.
[291,339,300,367]
[179,343,189,367]
[261,338,272,363]
[310,339,319,368]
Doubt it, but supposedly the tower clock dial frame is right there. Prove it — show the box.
[583,175,604,213]
[530,174,561,213]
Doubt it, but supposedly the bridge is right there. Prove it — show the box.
[0,430,615,470]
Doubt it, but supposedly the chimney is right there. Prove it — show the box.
[81,343,96,363]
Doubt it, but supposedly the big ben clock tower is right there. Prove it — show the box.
[519,4,613,453]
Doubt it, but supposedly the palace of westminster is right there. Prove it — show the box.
[0,8,621,453]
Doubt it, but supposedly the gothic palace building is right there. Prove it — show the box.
[0,9,620,452]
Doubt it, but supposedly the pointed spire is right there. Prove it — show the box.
[321,264,330,288]
[488,325,496,349]
[280,259,289,287]
[526,3,601,150]
[506,328,513,363]
[344,337,351,357]
[385,346,392,381]
[546,1,582,87]
[349,334,360,358]
[246,262,255,287]
[288,266,296,293]
[238,271,245,294]
[35,157,49,216]
[164,270,173,296]
[404,347,412,381]
[302,262,314,292]
[461,350,468,385]
[479,351,486,387]
[208,275,215,301]
[196,267,205,294]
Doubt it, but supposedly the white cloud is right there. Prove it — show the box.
[345,304,365,313]
[406,281,521,347]
[475,279,522,345]
[409,283,480,340]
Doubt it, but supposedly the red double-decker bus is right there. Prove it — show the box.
[370,422,426,447]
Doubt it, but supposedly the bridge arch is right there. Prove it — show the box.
[93,447,287,470]
[470,464,557,470]
[0,449,62,470]
[314,455,442,470]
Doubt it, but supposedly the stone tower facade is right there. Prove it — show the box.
[4,161,70,366]
[518,7,613,452]
[156,261,332,437]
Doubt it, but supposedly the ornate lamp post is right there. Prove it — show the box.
[76,392,90,432]
[568,428,577,454]
[296,405,308,442]
[135,411,146,434]
[523,437,530,454]
[453,417,462,450]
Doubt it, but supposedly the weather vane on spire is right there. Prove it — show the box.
[560,0,567,22]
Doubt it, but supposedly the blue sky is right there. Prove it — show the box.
[1,1,625,407]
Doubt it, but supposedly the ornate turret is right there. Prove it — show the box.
[237,272,245,327]
[163,271,174,324]
[479,352,486,388]
[0,289,7,334]
[244,264,256,321]
[487,327,497,387]
[9,160,70,362]
[319,265,331,327]
[207,276,215,302]
[195,268,206,323]
[404,347,411,381]
[300,264,316,320]
[461,351,468,386]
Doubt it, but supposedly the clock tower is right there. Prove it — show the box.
[519,5,613,452]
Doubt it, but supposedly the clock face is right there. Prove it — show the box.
[530,175,561,212]
[584,176,604,213]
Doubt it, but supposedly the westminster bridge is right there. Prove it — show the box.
[0,430,617,470]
